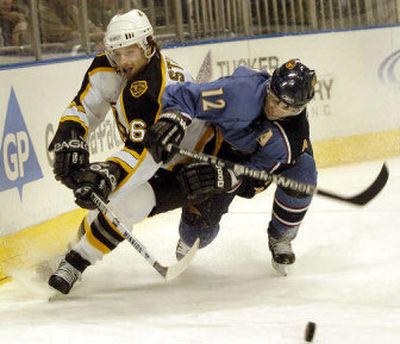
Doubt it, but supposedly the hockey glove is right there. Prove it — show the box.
[177,162,239,199]
[49,127,89,189]
[72,162,121,210]
[143,112,191,164]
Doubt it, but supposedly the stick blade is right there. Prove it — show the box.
[317,163,389,206]
[164,238,200,281]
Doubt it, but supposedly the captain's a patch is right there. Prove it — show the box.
[130,80,148,98]
[257,129,273,146]
[302,138,309,152]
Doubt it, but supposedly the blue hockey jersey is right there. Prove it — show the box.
[162,66,311,173]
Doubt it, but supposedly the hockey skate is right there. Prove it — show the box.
[48,251,90,294]
[268,236,295,276]
[175,239,191,261]
[36,242,78,282]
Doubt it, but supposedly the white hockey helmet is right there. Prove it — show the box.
[104,9,155,60]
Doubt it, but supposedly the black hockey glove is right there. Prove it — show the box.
[143,112,191,164]
[72,162,122,210]
[49,127,89,189]
[176,162,239,199]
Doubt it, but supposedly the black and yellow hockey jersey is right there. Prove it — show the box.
[54,50,205,191]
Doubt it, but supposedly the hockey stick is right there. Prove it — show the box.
[166,144,388,206]
[90,192,199,280]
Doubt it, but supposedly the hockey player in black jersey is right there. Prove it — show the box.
[47,9,207,294]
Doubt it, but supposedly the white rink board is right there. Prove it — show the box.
[0,26,399,233]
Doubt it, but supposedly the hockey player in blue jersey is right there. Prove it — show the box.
[144,59,318,275]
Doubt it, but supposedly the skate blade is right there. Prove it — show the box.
[271,259,291,276]
[48,287,68,302]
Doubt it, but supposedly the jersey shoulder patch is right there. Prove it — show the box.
[257,129,273,147]
[130,80,148,98]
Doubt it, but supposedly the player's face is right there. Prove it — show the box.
[110,44,148,79]
[264,90,305,121]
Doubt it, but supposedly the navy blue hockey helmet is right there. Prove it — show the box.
[270,59,317,107]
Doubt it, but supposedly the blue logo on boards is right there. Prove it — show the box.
[378,49,400,89]
[0,87,43,200]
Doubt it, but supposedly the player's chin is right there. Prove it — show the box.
[265,113,281,121]
[123,67,136,79]
[266,111,293,121]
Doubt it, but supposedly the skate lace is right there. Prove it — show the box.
[56,260,80,284]
[271,241,293,255]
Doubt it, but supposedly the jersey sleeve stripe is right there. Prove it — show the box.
[122,146,141,159]
[273,122,292,164]
[106,150,148,191]
[269,162,282,174]
[114,151,148,191]
[68,100,85,113]
[107,156,133,173]
[118,90,130,130]
[79,82,92,106]
[64,105,89,127]
[108,150,139,170]
[154,54,167,122]
[59,115,89,139]
[88,67,115,76]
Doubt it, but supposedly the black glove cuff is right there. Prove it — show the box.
[159,112,191,132]
[87,162,121,191]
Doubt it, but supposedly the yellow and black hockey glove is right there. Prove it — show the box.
[143,112,190,164]
[72,162,122,210]
[49,122,89,189]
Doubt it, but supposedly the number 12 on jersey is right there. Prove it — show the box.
[201,88,226,111]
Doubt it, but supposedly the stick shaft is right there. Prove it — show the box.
[90,193,167,277]
[168,144,315,195]
[168,144,388,206]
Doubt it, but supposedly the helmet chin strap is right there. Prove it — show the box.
[104,50,118,68]
[143,45,156,60]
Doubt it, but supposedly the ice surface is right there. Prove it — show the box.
[1,158,399,344]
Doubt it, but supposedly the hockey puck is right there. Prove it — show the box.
[304,322,316,342]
